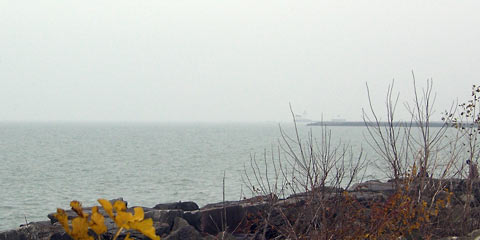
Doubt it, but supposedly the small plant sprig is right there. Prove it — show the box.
[54,199,160,240]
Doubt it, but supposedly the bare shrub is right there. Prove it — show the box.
[242,75,476,239]
[242,105,367,239]
[442,84,480,233]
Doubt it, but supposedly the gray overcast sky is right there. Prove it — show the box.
[0,1,479,122]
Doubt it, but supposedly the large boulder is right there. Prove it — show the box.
[0,221,64,240]
[171,217,190,232]
[163,217,202,240]
[288,186,344,199]
[0,229,28,240]
[49,232,73,240]
[153,222,171,237]
[348,191,387,203]
[144,209,184,227]
[350,180,396,193]
[276,197,306,207]
[153,201,199,211]
[199,204,245,235]
[182,210,201,230]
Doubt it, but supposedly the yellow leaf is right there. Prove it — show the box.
[54,208,71,235]
[132,207,144,221]
[71,216,93,240]
[113,200,127,212]
[70,201,87,218]
[89,206,107,235]
[115,211,135,229]
[98,199,114,220]
[129,218,160,240]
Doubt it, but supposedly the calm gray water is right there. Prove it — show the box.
[0,122,369,230]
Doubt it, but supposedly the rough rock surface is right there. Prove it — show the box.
[5,179,480,239]
[199,204,245,235]
[350,180,396,192]
[0,221,63,240]
[154,201,199,211]
[144,209,183,226]
[163,217,202,240]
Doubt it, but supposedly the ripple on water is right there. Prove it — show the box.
[0,123,373,230]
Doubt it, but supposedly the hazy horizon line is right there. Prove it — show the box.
[0,119,445,124]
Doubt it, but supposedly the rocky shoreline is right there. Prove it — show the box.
[3,179,480,240]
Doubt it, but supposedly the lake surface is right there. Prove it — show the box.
[0,122,448,230]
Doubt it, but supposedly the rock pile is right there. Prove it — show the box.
[3,178,480,239]
[0,198,267,240]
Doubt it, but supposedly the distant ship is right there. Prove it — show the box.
[294,111,313,123]
[307,120,447,127]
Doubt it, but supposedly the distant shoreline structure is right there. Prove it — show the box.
[306,121,447,127]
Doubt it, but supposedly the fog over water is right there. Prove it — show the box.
[0,0,479,232]
[1,1,479,122]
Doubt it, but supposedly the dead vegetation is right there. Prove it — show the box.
[240,76,480,239]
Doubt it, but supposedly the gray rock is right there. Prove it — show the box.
[348,191,387,202]
[199,205,245,235]
[276,197,306,207]
[216,231,236,240]
[201,201,242,210]
[182,210,201,230]
[0,221,64,240]
[121,230,145,240]
[286,192,338,203]
[171,217,190,232]
[349,180,396,193]
[49,232,73,240]
[241,202,268,216]
[203,235,217,240]
[231,233,255,240]
[144,209,183,227]
[0,229,28,240]
[154,201,199,211]
[104,218,119,235]
[288,187,343,198]
[163,225,202,240]
[127,206,156,214]
[153,222,171,237]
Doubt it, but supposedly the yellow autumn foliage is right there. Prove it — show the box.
[54,199,160,240]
